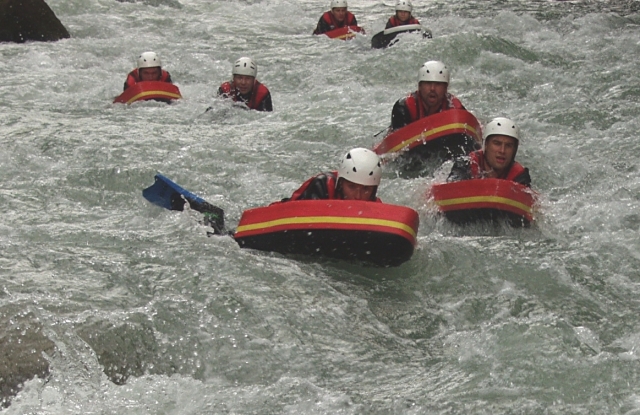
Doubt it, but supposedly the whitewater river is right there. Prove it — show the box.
[2,0,640,413]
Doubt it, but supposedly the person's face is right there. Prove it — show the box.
[396,10,411,22]
[341,180,376,201]
[233,75,255,95]
[484,135,517,174]
[139,67,161,81]
[331,7,347,23]
[418,81,448,112]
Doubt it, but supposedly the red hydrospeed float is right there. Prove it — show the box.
[374,109,482,160]
[322,25,365,40]
[429,178,537,227]
[234,199,419,266]
[113,81,182,104]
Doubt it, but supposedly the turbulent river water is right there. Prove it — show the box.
[2,0,640,413]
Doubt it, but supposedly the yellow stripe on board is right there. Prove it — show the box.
[388,122,479,153]
[436,195,532,214]
[127,90,182,104]
[236,216,417,238]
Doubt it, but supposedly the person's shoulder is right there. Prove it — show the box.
[454,154,472,166]
[395,93,413,106]
[447,93,465,110]
[312,171,333,181]
[447,155,472,182]
[513,167,531,187]
[162,70,173,82]
[391,95,411,119]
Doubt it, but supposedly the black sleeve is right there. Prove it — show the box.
[385,19,393,29]
[257,92,273,112]
[352,16,358,26]
[391,98,411,131]
[165,72,173,84]
[313,17,331,35]
[123,81,129,92]
[513,168,531,188]
[447,157,472,182]
[297,175,331,200]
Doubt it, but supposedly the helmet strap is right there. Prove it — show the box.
[335,177,344,199]
[370,186,378,201]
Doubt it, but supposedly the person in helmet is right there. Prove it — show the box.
[217,57,273,112]
[123,51,173,91]
[447,117,531,186]
[313,0,358,35]
[390,60,465,131]
[283,148,383,202]
[386,0,420,29]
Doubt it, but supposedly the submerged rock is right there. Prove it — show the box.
[0,311,55,408]
[77,318,159,385]
[77,313,205,385]
[0,0,70,43]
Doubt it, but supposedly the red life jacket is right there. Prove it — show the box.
[288,171,338,201]
[404,91,465,123]
[321,10,357,29]
[287,171,382,202]
[468,150,526,181]
[387,15,420,27]
[219,80,270,110]
[125,69,171,89]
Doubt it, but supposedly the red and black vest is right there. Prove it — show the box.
[468,150,526,181]
[321,10,357,29]
[404,91,465,123]
[387,15,420,27]
[124,69,171,90]
[286,171,382,202]
[288,171,339,201]
[218,80,270,111]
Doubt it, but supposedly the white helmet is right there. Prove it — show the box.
[232,57,258,78]
[137,52,161,69]
[337,148,382,187]
[331,0,348,8]
[395,0,413,12]
[483,117,520,143]
[418,60,450,84]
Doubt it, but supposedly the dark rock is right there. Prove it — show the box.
[0,0,70,43]
[77,318,159,385]
[0,311,56,408]
[77,313,204,386]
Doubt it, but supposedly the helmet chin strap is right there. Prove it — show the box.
[335,177,344,198]
[370,186,378,201]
